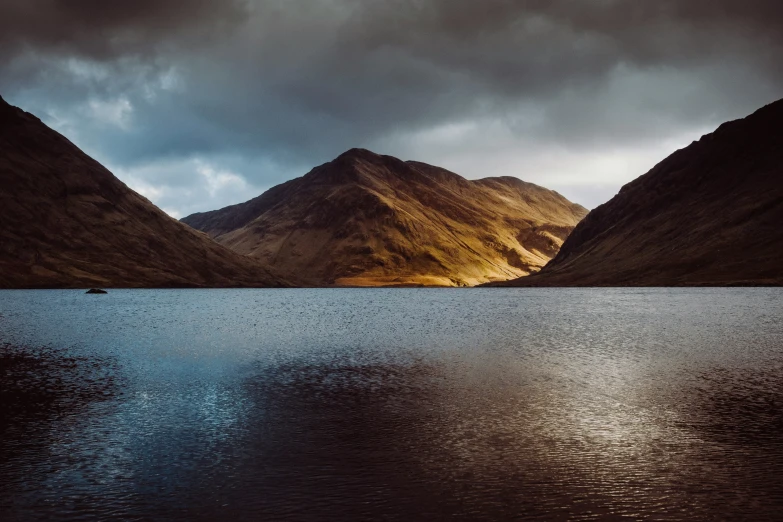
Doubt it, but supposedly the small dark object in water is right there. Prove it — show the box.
[85,288,108,294]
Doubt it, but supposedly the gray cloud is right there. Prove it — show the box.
[1,0,781,212]
[0,0,244,60]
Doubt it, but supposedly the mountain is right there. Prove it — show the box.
[182,149,588,287]
[0,96,289,288]
[489,99,783,287]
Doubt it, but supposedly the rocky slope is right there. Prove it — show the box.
[0,96,289,288]
[490,99,783,287]
[183,149,587,286]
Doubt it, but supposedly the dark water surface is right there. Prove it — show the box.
[1,288,782,521]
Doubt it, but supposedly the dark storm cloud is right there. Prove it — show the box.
[1,0,781,212]
[0,0,245,60]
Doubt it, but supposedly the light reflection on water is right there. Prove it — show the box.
[0,288,782,520]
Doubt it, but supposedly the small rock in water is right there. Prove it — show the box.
[85,288,108,294]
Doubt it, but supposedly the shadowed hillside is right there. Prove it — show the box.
[0,96,290,288]
[489,99,783,287]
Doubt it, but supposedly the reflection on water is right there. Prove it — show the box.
[0,344,123,466]
[1,288,782,520]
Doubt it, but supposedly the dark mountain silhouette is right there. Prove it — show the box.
[0,96,289,288]
[490,99,783,287]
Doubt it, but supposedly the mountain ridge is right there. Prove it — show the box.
[487,98,783,287]
[0,95,291,288]
[183,148,588,287]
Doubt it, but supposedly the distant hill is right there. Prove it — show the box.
[0,96,289,288]
[489,99,783,287]
[182,149,587,287]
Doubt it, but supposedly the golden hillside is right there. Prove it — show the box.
[183,149,587,286]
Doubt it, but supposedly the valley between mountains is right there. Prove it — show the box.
[1,94,781,288]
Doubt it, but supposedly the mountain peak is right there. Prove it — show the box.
[334,148,383,163]
[0,97,289,288]
[307,148,404,184]
[183,149,588,287]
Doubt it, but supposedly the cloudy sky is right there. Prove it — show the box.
[2,0,781,217]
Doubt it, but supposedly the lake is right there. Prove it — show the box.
[1,288,782,520]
